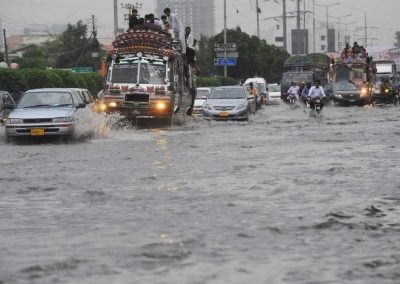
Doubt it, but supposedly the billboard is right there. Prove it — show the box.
[291,29,309,55]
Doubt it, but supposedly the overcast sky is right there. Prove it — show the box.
[1,0,399,51]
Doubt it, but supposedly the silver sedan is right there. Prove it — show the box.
[202,86,256,121]
[5,88,88,138]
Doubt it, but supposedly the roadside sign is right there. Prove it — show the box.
[275,37,284,42]
[214,43,237,52]
[214,58,237,66]
[72,67,93,73]
[216,51,239,58]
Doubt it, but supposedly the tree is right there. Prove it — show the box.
[13,46,48,69]
[42,20,102,70]
[197,27,290,82]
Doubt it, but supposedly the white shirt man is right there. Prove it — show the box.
[164,8,186,53]
[308,83,326,98]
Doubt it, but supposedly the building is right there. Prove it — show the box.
[156,0,215,39]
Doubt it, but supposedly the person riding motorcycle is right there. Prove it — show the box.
[286,81,299,102]
[301,82,312,105]
[248,82,261,107]
[380,77,392,99]
[308,80,326,111]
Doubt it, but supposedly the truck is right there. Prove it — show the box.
[372,60,399,105]
[280,53,330,101]
[97,25,196,126]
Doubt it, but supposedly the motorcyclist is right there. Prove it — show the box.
[301,82,312,105]
[308,80,326,111]
[286,81,299,102]
[380,77,391,99]
[248,82,261,107]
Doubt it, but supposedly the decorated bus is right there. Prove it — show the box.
[97,25,196,126]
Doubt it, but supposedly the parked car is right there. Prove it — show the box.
[325,81,370,106]
[5,88,89,139]
[202,86,256,121]
[0,91,16,124]
[266,83,281,104]
[192,87,212,117]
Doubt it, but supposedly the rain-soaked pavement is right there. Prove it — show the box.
[0,103,400,284]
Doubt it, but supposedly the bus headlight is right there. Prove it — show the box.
[360,88,368,96]
[109,102,117,107]
[156,102,167,110]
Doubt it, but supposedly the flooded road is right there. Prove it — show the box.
[1,104,400,284]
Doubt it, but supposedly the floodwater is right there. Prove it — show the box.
[0,103,400,284]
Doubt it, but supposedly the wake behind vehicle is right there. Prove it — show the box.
[5,88,88,139]
[97,25,196,126]
[202,86,255,121]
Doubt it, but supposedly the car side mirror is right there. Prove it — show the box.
[1,103,15,110]
[76,103,86,109]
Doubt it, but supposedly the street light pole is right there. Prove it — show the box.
[224,0,227,78]
[315,2,339,52]
[256,0,260,38]
[113,0,118,35]
[283,0,287,51]
[329,14,351,51]
[313,0,315,52]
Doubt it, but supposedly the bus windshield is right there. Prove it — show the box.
[139,62,166,85]
[111,62,139,84]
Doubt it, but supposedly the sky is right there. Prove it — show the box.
[1,0,399,52]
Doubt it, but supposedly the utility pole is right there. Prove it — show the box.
[256,0,260,38]
[313,0,315,52]
[297,0,301,30]
[224,0,227,78]
[364,11,367,48]
[3,29,8,64]
[283,0,287,51]
[113,0,118,35]
[91,15,97,37]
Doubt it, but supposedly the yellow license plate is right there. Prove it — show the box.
[219,111,229,117]
[31,128,45,136]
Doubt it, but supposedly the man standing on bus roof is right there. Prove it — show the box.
[164,7,186,53]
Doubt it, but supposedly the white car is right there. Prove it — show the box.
[266,83,281,104]
[192,87,212,117]
[5,88,90,139]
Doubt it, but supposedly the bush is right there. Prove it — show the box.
[0,69,27,92]
[0,68,104,95]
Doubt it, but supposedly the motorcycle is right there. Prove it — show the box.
[310,96,323,114]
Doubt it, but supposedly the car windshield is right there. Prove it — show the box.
[17,92,74,108]
[111,62,139,83]
[268,85,281,92]
[333,83,358,91]
[196,90,210,98]
[209,88,246,99]
[139,61,166,84]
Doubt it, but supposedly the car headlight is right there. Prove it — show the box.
[108,102,117,107]
[6,118,23,124]
[236,103,247,110]
[385,89,389,93]
[203,103,213,110]
[53,117,73,123]
[334,94,342,98]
